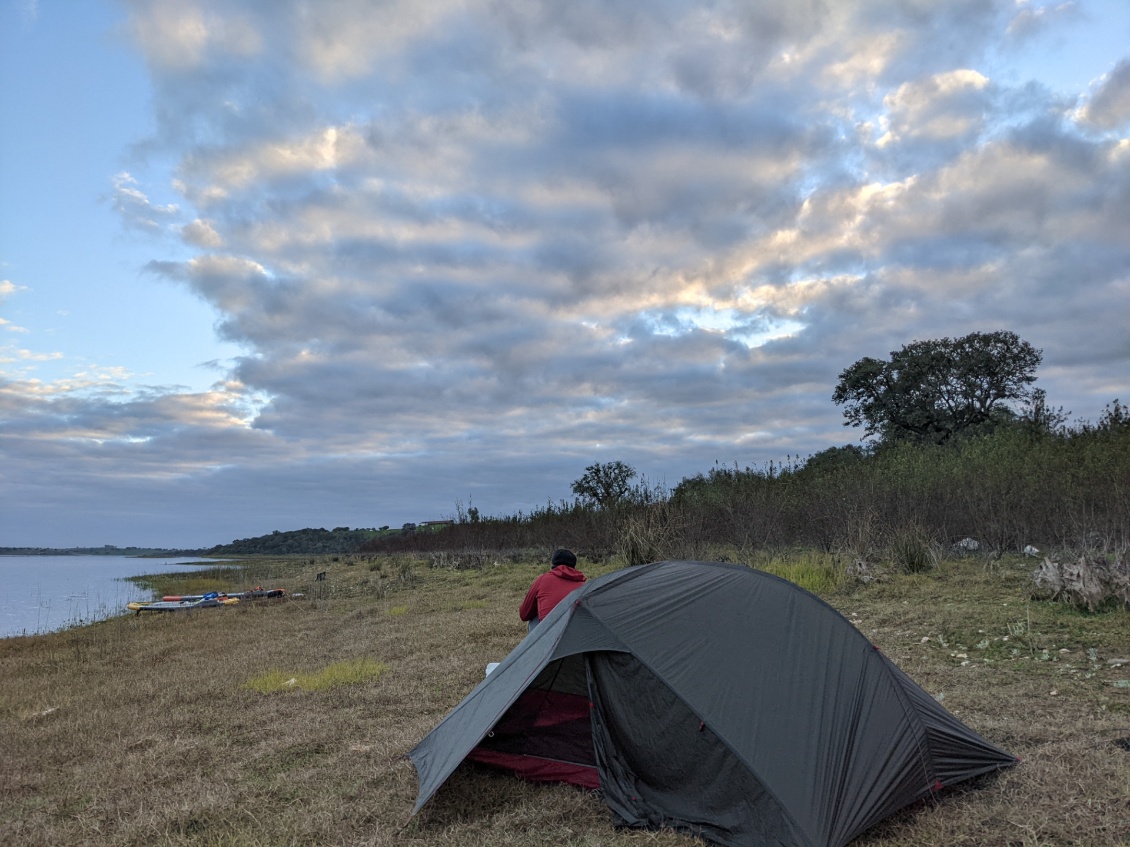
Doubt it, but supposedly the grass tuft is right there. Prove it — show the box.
[748,550,847,594]
[887,525,939,574]
[244,658,388,694]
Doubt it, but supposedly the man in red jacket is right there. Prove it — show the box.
[519,548,585,632]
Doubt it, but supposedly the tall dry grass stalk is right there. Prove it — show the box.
[616,501,687,566]
[2,552,1129,846]
[887,524,940,574]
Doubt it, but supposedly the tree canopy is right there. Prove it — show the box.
[832,330,1042,444]
[571,461,638,508]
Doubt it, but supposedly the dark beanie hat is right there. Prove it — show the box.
[551,548,577,568]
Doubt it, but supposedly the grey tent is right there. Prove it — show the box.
[409,560,1016,847]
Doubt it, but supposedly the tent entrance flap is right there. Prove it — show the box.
[466,654,599,789]
[588,651,806,847]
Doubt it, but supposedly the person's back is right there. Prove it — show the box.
[519,549,584,630]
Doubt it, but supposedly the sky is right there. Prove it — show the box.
[2,0,1129,549]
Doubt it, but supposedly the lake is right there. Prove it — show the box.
[0,555,224,639]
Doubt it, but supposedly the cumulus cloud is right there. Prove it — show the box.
[877,70,991,144]
[5,0,1130,546]
[124,0,261,70]
[181,218,224,247]
[1078,59,1130,129]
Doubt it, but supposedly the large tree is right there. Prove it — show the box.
[832,330,1042,444]
[571,461,637,508]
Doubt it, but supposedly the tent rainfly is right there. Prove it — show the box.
[409,560,1017,847]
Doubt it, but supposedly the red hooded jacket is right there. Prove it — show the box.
[519,565,586,622]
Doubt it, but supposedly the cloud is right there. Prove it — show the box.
[0,347,63,363]
[1077,58,1130,129]
[110,171,180,231]
[109,2,1130,447]
[125,0,261,71]
[186,125,366,191]
[876,70,991,145]
[181,218,224,247]
[1005,1,1080,41]
[293,0,465,82]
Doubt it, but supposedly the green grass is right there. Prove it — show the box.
[748,550,847,594]
[244,658,388,694]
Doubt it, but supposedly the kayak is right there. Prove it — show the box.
[160,588,286,602]
[129,588,286,614]
[128,595,238,614]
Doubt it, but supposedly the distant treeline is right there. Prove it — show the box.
[0,546,183,557]
[196,523,463,555]
[5,526,440,560]
[201,526,388,556]
[364,405,1130,564]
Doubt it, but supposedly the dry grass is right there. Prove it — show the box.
[1,552,1129,846]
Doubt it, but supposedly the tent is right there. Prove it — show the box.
[408,560,1017,847]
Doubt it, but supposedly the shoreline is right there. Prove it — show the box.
[0,556,235,640]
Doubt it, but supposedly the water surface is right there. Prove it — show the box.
[0,555,222,638]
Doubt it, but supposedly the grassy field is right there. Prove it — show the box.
[1,551,1128,846]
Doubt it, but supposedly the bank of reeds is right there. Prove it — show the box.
[2,550,1129,846]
